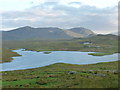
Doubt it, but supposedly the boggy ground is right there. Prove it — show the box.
[1,35,119,88]
[1,48,21,63]
[2,61,119,88]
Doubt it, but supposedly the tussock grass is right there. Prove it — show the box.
[2,61,119,88]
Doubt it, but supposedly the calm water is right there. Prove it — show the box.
[1,49,118,71]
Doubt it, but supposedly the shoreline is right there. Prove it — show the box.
[1,49,118,72]
[4,48,117,63]
[2,60,119,72]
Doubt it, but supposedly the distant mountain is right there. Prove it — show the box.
[2,26,96,40]
[110,32,119,36]
[67,27,96,37]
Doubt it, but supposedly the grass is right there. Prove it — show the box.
[1,35,119,88]
[88,52,114,56]
[2,61,119,88]
[1,48,21,63]
[43,51,52,54]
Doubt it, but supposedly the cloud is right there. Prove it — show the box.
[1,2,118,33]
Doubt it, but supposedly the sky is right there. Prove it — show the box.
[0,0,119,34]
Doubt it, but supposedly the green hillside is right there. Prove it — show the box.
[2,61,119,88]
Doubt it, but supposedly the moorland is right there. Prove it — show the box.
[1,27,119,88]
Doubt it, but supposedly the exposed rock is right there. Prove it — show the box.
[48,74,55,77]
[93,73,106,77]
[68,71,77,74]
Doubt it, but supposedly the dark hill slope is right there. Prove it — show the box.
[2,26,72,40]
[2,26,96,40]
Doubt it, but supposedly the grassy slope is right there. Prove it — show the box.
[2,35,118,62]
[1,48,21,63]
[2,61,119,88]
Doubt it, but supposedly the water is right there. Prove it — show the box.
[1,49,118,71]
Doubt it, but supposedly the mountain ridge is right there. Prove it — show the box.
[2,26,96,40]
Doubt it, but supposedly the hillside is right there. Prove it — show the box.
[2,61,119,88]
[2,26,96,40]
[68,27,96,37]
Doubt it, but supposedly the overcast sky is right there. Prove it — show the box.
[0,0,119,34]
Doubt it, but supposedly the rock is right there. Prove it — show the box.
[68,71,77,74]
[113,72,118,74]
[36,80,47,85]
[113,70,119,74]
[36,76,40,78]
[20,85,22,87]
[93,74,106,77]
[24,84,30,87]
[2,73,7,75]
[48,74,54,77]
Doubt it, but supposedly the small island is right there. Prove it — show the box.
[43,51,52,54]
